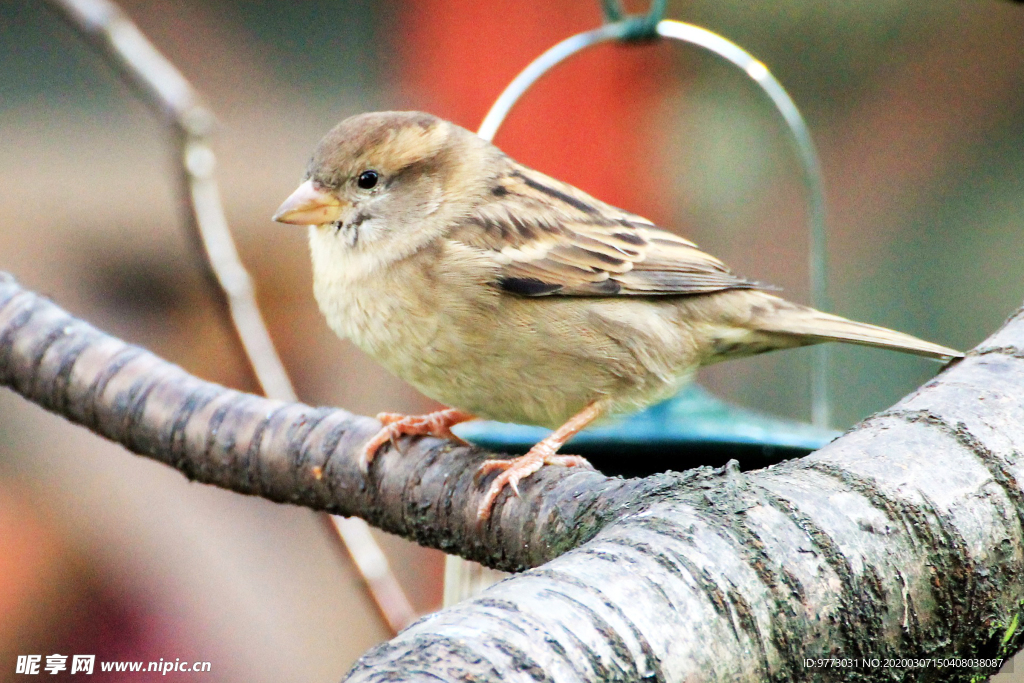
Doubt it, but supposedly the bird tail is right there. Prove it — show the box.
[750,295,962,361]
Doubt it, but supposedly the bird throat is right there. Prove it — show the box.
[334,220,360,247]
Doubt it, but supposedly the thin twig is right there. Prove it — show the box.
[41,0,416,633]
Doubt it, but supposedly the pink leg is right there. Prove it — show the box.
[476,400,606,520]
[360,408,474,472]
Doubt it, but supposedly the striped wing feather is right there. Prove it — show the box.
[450,162,760,297]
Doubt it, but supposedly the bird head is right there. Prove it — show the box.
[273,111,491,253]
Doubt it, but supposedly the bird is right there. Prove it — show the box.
[273,110,962,520]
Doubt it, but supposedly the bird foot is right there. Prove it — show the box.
[476,446,591,520]
[360,408,473,472]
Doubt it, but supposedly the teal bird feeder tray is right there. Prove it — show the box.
[456,386,838,478]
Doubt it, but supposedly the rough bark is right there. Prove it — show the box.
[0,271,643,570]
[2,269,1023,682]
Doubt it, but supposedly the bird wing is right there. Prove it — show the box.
[449,162,762,297]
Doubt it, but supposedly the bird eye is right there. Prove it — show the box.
[357,170,379,190]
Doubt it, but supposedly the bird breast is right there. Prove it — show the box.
[309,229,703,427]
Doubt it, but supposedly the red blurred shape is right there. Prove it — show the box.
[396,0,674,223]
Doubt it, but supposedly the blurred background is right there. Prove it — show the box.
[1,0,1022,680]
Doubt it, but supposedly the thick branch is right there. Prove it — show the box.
[5,269,1024,682]
[0,271,642,571]
[343,319,1024,681]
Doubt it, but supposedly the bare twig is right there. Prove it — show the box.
[43,0,289,399]
[41,0,416,633]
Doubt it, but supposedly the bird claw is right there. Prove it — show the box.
[476,451,591,521]
[359,409,473,472]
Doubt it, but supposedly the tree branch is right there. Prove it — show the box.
[3,268,1024,681]
[0,271,640,570]
[345,318,1024,681]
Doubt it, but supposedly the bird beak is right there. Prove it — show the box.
[273,180,345,225]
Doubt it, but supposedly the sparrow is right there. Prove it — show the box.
[273,110,962,520]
